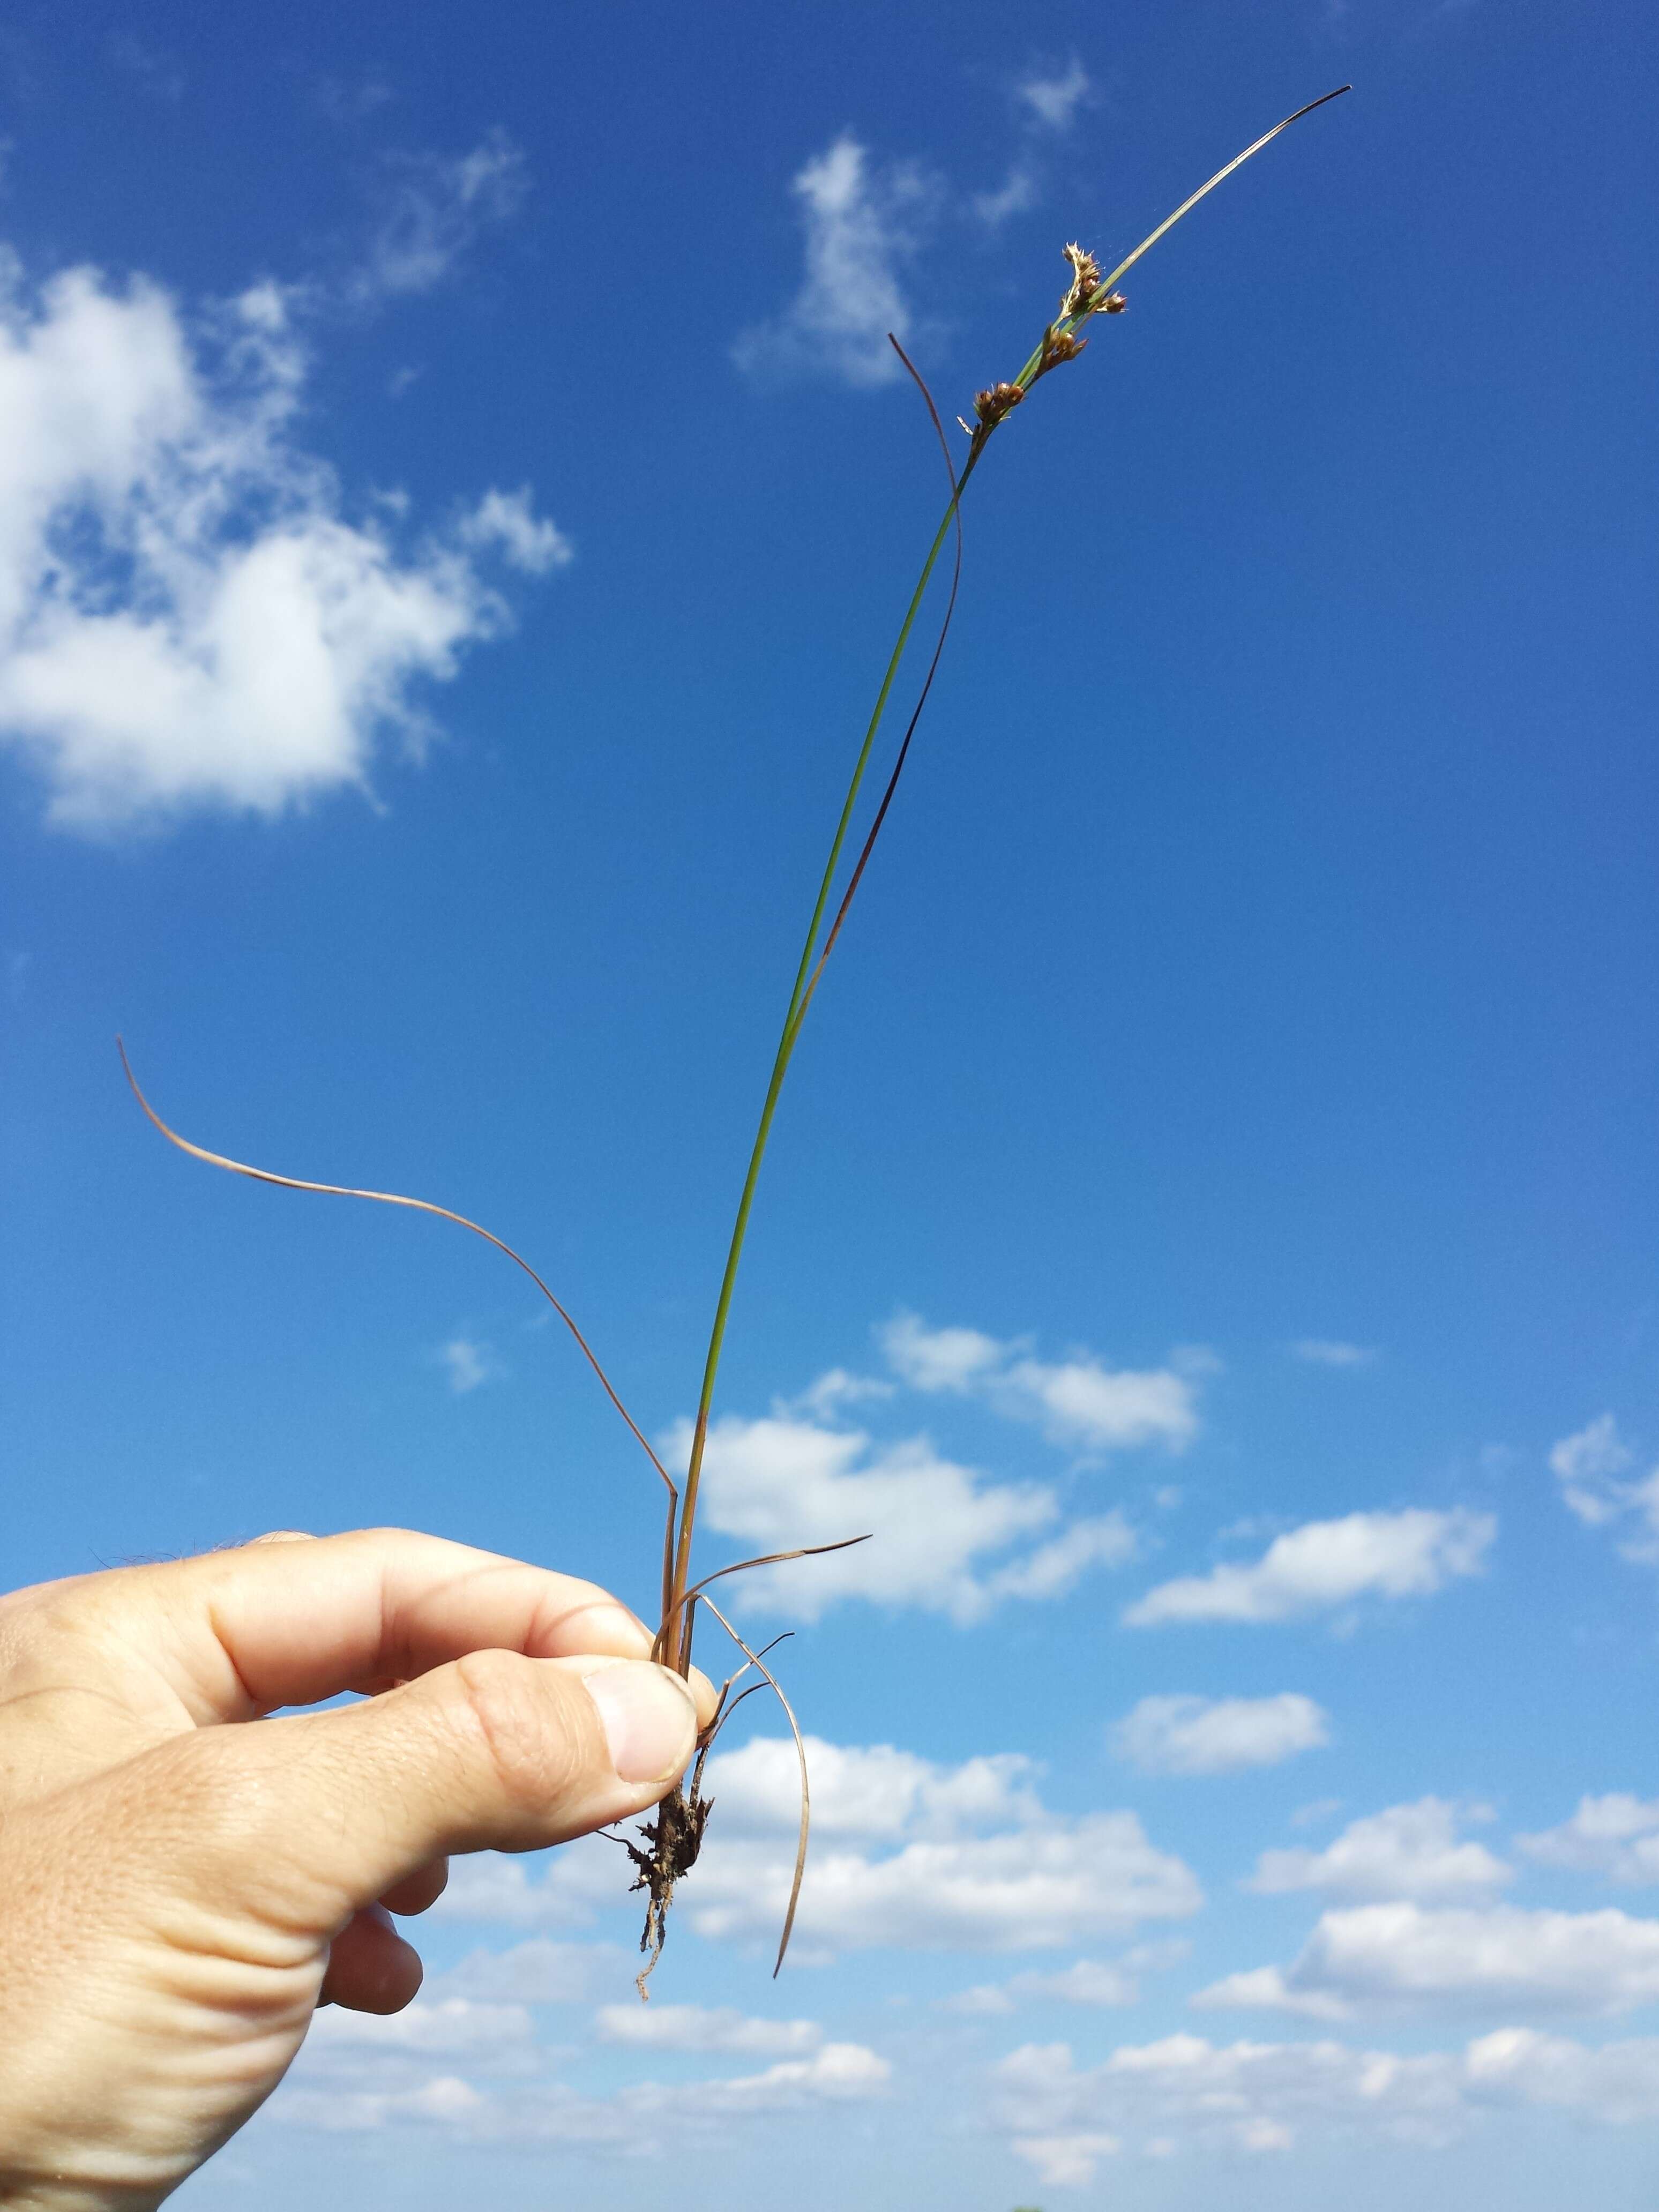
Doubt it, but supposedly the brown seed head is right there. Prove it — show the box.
[1040,326,1089,370]
[1060,241,1103,318]
[1102,291,1128,314]
[973,380,1025,428]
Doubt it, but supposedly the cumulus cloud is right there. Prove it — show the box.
[1015,58,1093,133]
[1013,2129,1123,2184]
[281,2021,888,2145]
[1519,1796,1659,1885]
[0,250,566,828]
[1247,1799,1511,1902]
[458,485,572,573]
[1550,1416,1659,1561]
[352,128,529,301]
[880,1312,1200,1454]
[439,1941,619,2004]
[945,1948,1184,2015]
[1123,1508,1495,1628]
[665,1407,1135,1624]
[596,2005,820,2056]
[990,2027,1659,2178]
[1194,1903,1659,2020]
[435,1736,1199,1962]
[1110,1693,1331,1776]
[732,136,936,387]
[680,1736,1200,1956]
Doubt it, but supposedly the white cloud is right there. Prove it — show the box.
[596,2005,821,2056]
[947,1955,1162,2014]
[732,136,935,388]
[305,1995,536,2067]
[701,1734,1044,1843]
[682,1735,1201,1956]
[438,1334,498,1393]
[972,166,1038,227]
[1519,1796,1659,1885]
[438,1941,618,2003]
[1194,1903,1659,2020]
[667,1408,1135,1624]
[1123,1508,1495,1627]
[280,2027,888,2145]
[428,1837,617,1930]
[1012,2129,1122,2184]
[354,128,529,301]
[1111,1693,1331,1776]
[458,486,572,574]
[1247,1799,1511,1901]
[0,251,566,828]
[991,2026,1659,2176]
[1550,1416,1659,1561]
[433,1736,1200,1963]
[780,1366,895,1421]
[1291,1338,1378,1368]
[880,1312,1199,1454]
[1015,58,1092,133]
[881,1313,1002,1393]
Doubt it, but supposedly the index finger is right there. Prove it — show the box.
[35,1528,657,1724]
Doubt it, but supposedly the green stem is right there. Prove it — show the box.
[663,83,1351,1664]
[667,466,978,1658]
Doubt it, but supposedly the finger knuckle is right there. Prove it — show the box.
[450,1650,585,1814]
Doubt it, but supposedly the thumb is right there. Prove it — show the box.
[161,1650,700,1930]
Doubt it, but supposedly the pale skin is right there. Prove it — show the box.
[0,1527,718,2210]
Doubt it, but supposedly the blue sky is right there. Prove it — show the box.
[2,0,1657,2203]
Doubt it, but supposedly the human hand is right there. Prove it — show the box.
[0,1528,715,2210]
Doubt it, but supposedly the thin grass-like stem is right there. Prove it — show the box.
[117,1040,678,1502]
[663,87,1350,1671]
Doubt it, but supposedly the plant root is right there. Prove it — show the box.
[626,1780,713,1999]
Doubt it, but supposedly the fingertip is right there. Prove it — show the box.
[321,1904,424,2015]
[687,1663,720,1732]
[380,1856,449,1917]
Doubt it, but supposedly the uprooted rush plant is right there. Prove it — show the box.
[119,87,1349,1998]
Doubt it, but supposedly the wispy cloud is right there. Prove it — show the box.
[1014,57,1093,133]
[439,1335,500,1393]
[1290,1337,1378,1369]
[105,34,185,102]
[312,75,396,125]
[350,128,529,303]
[733,136,936,388]
[972,165,1038,228]
[1550,1415,1659,1561]
[1123,1507,1494,1627]
[0,252,568,828]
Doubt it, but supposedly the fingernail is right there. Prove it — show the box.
[583,1660,698,1784]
